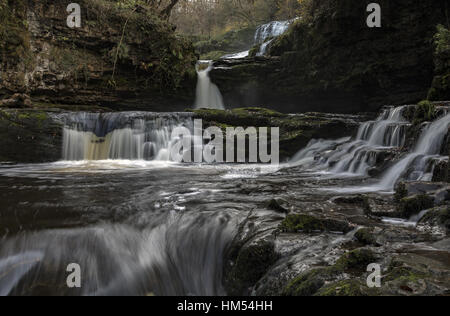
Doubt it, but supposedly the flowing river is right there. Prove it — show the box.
[0,105,448,295]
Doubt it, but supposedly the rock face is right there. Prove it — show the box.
[0,109,62,162]
[0,0,197,111]
[190,107,367,160]
[211,0,449,113]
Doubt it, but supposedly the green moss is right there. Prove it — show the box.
[280,214,325,233]
[394,182,408,203]
[280,213,351,234]
[282,267,335,296]
[384,267,428,284]
[397,194,435,218]
[412,101,437,125]
[283,248,379,296]
[335,249,377,272]
[354,228,377,246]
[200,51,227,60]
[315,280,366,296]
[226,240,279,295]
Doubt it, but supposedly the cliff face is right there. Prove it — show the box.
[211,0,450,113]
[0,0,197,111]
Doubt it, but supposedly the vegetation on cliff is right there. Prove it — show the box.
[0,0,197,110]
[211,0,449,113]
[428,25,450,101]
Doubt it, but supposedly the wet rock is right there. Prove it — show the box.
[0,109,62,162]
[354,228,379,247]
[432,160,449,183]
[282,248,378,296]
[266,199,289,214]
[282,267,335,296]
[381,253,449,296]
[405,182,447,195]
[279,214,351,234]
[419,206,450,233]
[334,248,377,273]
[397,194,435,218]
[224,238,279,296]
[191,108,363,160]
[0,93,32,108]
[315,279,373,297]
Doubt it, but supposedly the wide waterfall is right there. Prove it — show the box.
[62,112,193,161]
[289,106,450,191]
[194,61,225,110]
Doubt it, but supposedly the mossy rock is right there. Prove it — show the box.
[266,199,289,213]
[419,206,450,231]
[354,228,378,246]
[283,248,379,296]
[412,101,437,125]
[397,194,435,218]
[280,214,351,234]
[394,182,408,203]
[226,240,279,296]
[315,279,369,296]
[282,267,337,296]
[335,248,377,273]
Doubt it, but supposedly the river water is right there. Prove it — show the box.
[0,160,279,296]
[0,106,448,296]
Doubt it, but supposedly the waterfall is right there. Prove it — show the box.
[220,19,296,60]
[62,112,193,161]
[289,106,450,191]
[254,19,296,56]
[377,113,450,190]
[290,107,409,175]
[194,61,225,110]
[254,20,293,44]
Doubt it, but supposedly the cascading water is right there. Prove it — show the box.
[254,19,296,56]
[254,20,293,44]
[61,112,194,161]
[289,106,450,192]
[194,61,225,110]
[220,19,296,59]
[377,113,450,190]
[290,107,409,175]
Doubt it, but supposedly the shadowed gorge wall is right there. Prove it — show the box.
[0,0,198,111]
[211,0,450,113]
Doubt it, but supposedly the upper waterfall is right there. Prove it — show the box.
[254,20,293,44]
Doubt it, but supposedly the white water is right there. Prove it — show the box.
[289,106,450,192]
[254,20,292,44]
[220,19,295,60]
[377,113,450,190]
[194,61,225,110]
[289,107,409,175]
[221,50,250,59]
[62,113,193,161]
